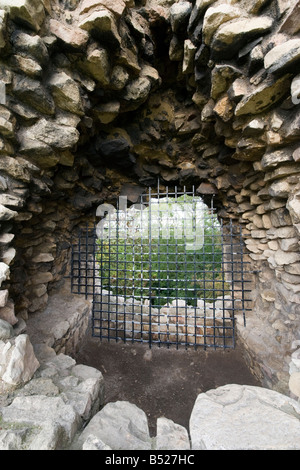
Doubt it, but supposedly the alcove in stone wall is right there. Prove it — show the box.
[0,0,300,397]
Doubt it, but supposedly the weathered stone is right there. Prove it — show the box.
[203,4,244,45]
[74,401,152,450]
[287,190,300,224]
[0,289,8,308]
[11,30,49,64]
[0,335,39,386]
[0,0,45,32]
[211,16,273,59]
[0,9,7,49]
[156,417,190,450]
[235,75,291,116]
[82,435,112,450]
[0,319,13,340]
[210,64,242,100]
[169,1,192,34]
[182,39,196,74]
[2,247,16,266]
[93,101,120,124]
[79,7,121,49]
[169,35,183,61]
[1,395,79,447]
[12,74,55,116]
[190,384,300,450]
[0,262,9,288]
[213,95,233,122]
[0,204,17,222]
[291,75,300,105]
[123,77,152,108]
[0,300,17,325]
[10,55,43,78]
[18,118,79,155]
[261,148,294,169]
[188,0,215,32]
[80,0,126,17]
[264,39,300,74]
[78,43,110,86]
[49,19,89,50]
[289,372,300,398]
[110,65,129,90]
[49,72,84,116]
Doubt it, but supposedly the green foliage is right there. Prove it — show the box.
[96,209,228,306]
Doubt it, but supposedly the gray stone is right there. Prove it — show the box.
[155,417,190,450]
[170,1,192,34]
[0,300,18,325]
[0,319,13,340]
[79,7,121,48]
[110,65,129,90]
[18,118,80,155]
[11,30,49,64]
[123,77,152,108]
[12,74,55,115]
[1,395,80,448]
[235,75,291,116]
[190,384,300,450]
[0,204,17,222]
[49,19,89,50]
[264,39,300,74]
[78,43,110,86]
[0,10,7,49]
[261,148,294,169]
[0,0,45,32]
[49,71,84,116]
[74,401,152,450]
[203,4,244,45]
[82,434,112,450]
[211,16,273,58]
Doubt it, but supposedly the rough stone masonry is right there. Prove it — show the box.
[0,0,300,450]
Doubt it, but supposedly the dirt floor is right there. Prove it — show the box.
[74,330,261,436]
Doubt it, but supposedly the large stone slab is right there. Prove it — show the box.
[264,39,300,74]
[74,401,152,450]
[190,384,300,450]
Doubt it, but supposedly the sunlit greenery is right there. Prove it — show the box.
[96,197,228,306]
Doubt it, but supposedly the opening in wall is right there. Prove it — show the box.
[71,183,252,350]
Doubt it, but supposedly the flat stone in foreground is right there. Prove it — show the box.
[190,384,300,450]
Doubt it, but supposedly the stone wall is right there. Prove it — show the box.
[0,0,299,395]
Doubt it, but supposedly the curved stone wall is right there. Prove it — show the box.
[0,0,299,395]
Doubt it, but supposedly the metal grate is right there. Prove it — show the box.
[71,186,252,349]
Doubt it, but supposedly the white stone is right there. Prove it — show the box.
[74,401,152,450]
[156,417,190,450]
[1,334,39,386]
[0,262,9,287]
[1,395,80,447]
[190,384,300,450]
[82,434,112,450]
[264,39,300,74]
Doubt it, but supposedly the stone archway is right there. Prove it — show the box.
[0,0,299,399]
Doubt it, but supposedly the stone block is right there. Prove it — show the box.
[0,0,45,32]
[49,19,89,50]
[264,39,300,74]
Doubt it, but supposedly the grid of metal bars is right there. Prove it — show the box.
[71,186,252,349]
